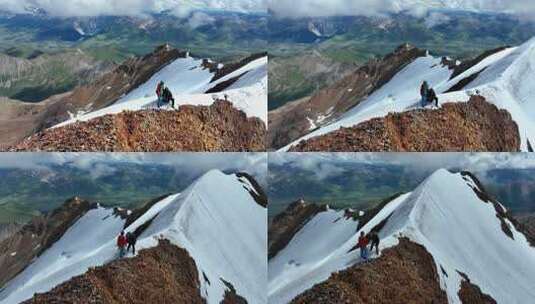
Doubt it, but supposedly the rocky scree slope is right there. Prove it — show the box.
[8,100,266,152]
[289,95,520,152]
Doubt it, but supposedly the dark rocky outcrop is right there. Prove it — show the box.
[236,172,268,208]
[461,171,535,247]
[268,44,427,149]
[289,96,520,152]
[9,100,266,152]
[0,197,98,287]
[291,238,449,304]
[457,271,497,304]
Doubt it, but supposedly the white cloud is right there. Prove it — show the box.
[187,11,215,28]
[0,152,267,185]
[0,0,266,17]
[271,153,535,176]
[267,0,535,19]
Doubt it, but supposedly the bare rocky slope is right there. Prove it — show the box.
[268,44,427,149]
[289,96,520,152]
[8,100,266,152]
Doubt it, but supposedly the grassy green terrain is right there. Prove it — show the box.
[268,162,535,219]
[0,164,206,224]
[0,12,267,102]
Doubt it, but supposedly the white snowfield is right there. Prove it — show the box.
[282,37,535,151]
[54,55,267,128]
[0,170,267,304]
[269,169,535,304]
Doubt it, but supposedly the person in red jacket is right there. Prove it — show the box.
[357,231,369,260]
[117,230,128,258]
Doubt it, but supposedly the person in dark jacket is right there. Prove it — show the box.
[162,86,175,108]
[427,88,439,107]
[357,231,369,260]
[420,81,429,107]
[368,232,380,255]
[156,81,165,108]
[126,232,137,255]
[117,231,128,258]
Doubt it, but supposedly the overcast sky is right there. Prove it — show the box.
[0,152,267,185]
[0,0,267,17]
[267,0,535,19]
[270,153,535,179]
[2,0,533,18]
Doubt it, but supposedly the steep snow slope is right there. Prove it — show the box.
[0,170,267,304]
[0,206,127,304]
[283,38,535,151]
[269,170,535,304]
[54,55,267,128]
[269,194,410,304]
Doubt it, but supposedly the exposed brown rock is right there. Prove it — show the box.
[0,197,98,287]
[24,239,206,304]
[457,271,497,304]
[268,44,427,149]
[289,96,520,152]
[8,100,266,152]
[291,238,448,304]
[221,279,248,304]
[268,200,328,259]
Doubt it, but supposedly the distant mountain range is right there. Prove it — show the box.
[268,162,535,219]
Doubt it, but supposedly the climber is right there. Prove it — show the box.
[427,88,439,107]
[117,231,128,258]
[156,81,165,108]
[126,231,137,255]
[420,81,429,107]
[357,231,369,260]
[368,231,380,255]
[162,86,175,109]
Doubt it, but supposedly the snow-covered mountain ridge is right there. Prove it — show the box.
[0,170,267,304]
[54,51,267,128]
[282,37,535,151]
[269,169,535,304]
